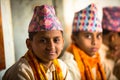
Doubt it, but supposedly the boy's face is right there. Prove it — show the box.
[27,30,64,63]
[103,32,120,60]
[73,31,102,56]
[108,33,120,49]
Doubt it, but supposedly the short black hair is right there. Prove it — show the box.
[103,29,111,35]
[72,31,80,36]
[28,32,37,40]
[103,29,120,36]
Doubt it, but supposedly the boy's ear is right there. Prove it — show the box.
[26,39,32,50]
[109,33,117,42]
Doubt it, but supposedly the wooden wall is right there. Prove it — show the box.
[0,8,5,70]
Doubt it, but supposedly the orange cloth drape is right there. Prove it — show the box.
[24,50,64,80]
[67,43,106,80]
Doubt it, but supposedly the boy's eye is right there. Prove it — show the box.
[85,34,92,39]
[97,33,102,39]
[39,38,47,43]
[54,38,60,43]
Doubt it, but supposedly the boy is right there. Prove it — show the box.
[113,59,120,80]
[61,3,108,80]
[2,5,70,80]
[100,7,120,80]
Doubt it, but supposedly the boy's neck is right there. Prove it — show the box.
[37,58,53,68]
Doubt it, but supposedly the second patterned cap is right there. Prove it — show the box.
[72,3,102,32]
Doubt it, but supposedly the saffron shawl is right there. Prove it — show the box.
[24,50,64,80]
[67,43,106,80]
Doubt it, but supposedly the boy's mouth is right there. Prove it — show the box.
[91,47,98,52]
[47,51,56,55]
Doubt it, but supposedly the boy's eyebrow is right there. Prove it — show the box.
[96,32,102,35]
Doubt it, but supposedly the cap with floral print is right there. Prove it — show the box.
[28,5,63,32]
[102,7,120,32]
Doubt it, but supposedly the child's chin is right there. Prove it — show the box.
[48,56,57,60]
[88,52,96,57]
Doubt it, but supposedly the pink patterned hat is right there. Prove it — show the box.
[102,7,120,32]
[72,3,102,32]
[28,5,63,32]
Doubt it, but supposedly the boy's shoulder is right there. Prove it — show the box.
[2,57,34,80]
[9,57,31,70]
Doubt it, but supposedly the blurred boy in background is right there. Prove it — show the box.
[99,7,120,80]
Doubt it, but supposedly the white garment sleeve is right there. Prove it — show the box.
[60,51,81,80]
[2,58,34,80]
[102,62,118,80]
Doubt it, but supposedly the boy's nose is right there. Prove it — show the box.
[92,37,97,45]
[46,41,55,50]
